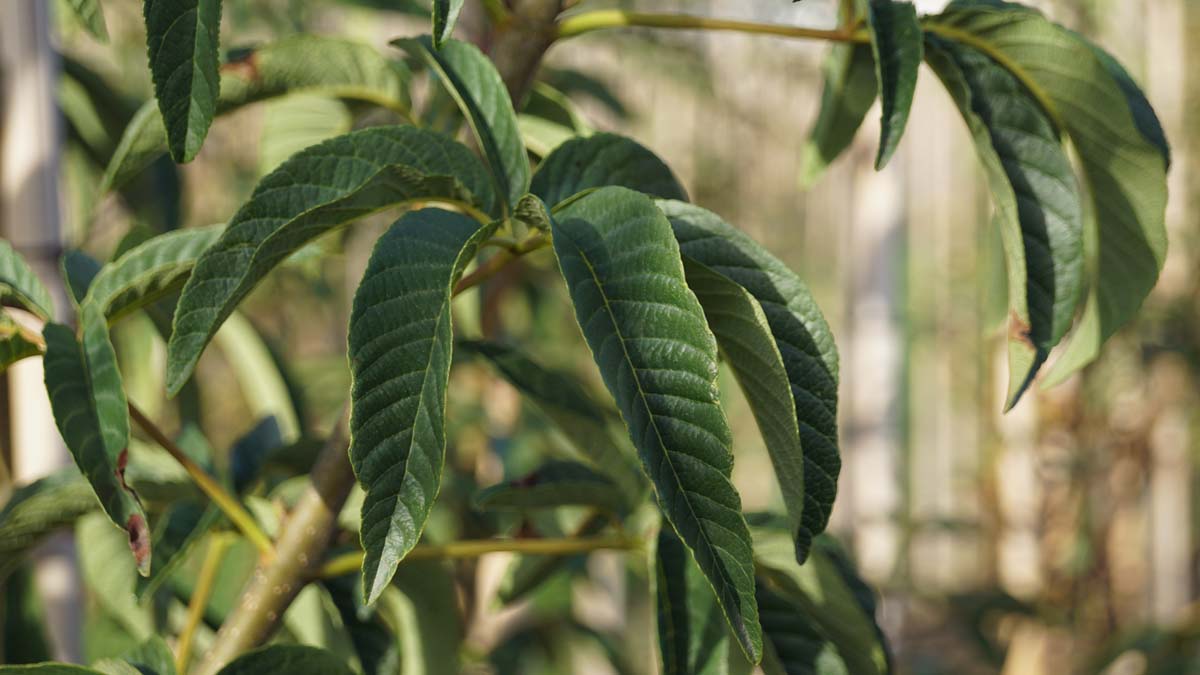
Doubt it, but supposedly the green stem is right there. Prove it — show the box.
[316,534,641,579]
[557,10,869,43]
[128,403,275,557]
[453,233,550,297]
[481,0,512,25]
[176,533,232,674]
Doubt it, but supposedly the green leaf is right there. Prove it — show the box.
[83,225,222,322]
[457,339,645,498]
[800,43,876,187]
[925,4,1168,384]
[531,133,687,208]
[65,0,109,41]
[1,564,53,663]
[0,240,54,320]
[214,645,354,675]
[656,528,739,675]
[60,250,102,305]
[757,582,849,675]
[679,258,806,559]
[349,208,489,604]
[660,201,839,563]
[383,561,462,675]
[475,461,627,515]
[143,0,223,163]
[76,513,152,639]
[230,416,285,493]
[103,35,411,191]
[165,126,496,395]
[923,35,1083,408]
[866,0,922,168]
[0,471,97,579]
[432,0,465,48]
[42,321,150,575]
[134,501,219,599]
[752,521,888,675]
[0,315,43,374]
[118,637,176,675]
[321,574,397,675]
[397,37,529,210]
[551,187,761,662]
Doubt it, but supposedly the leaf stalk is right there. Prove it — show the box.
[556,11,869,43]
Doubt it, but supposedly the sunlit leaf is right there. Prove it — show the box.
[0,471,97,579]
[551,187,761,662]
[0,239,54,320]
[0,315,43,374]
[432,0,465,48]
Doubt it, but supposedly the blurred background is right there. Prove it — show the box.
[1,0,1197,673]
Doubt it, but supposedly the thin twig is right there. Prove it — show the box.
[453,233,550,297]
[556,10,869,43]
[315,534,641,579]
[128,403,275,557]
[176,533,232,673]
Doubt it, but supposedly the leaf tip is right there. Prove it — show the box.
[127,513,152,576]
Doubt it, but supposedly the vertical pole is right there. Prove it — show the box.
[1,0,82,662]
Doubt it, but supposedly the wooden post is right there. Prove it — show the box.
[1,0,81,662]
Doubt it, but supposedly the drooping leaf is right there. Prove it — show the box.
[551,187,761,662]
[457,339,645,497]
[656,528,739,675]
[214,645,354,675]
[0,665,108,674]
[800,43,877,187]
[431,0,465,48]
[531,133,687,208]
[143,0,223,162]
[65,0,109,41]
[924,4,1168,383]
[0,315,43,374]
[475,461,627,515]
[349,208,489,604]
[42,321,150,575]
[83,225,222,322]
[660,201,839,563]
[60,250,102,305]
[866,0,922,168]
[165,126,496,395]
[924,35,1083,408]
[751,521,888,675]
[757,582,849,675]
[103,35,412,191]
[679,258,806,557]
[76,513,152,639]
[1078,39,1169,169]
[0,471,97,579]
[0,239,54,320]
[397,37,529,210]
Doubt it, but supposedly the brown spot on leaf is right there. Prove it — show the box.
[126,514,151,574]
[1008,310,1034,348]
[221,50,261,81]
[513,470,541,488]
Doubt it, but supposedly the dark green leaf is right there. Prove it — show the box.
[384,560,461,675]
[924,35,1083,408]
[43,321,150,575]
[757,582,848,675]
[531,133,687,208]
[660,201,839,563]
[1,565,53,664]
[65,0,109,41]
[322,574,397,675]
[432,0,465,48]
[0,240,54,320]
[0,665,108,674]
[1078,39,1169,169]
[925,5,1168,384]
[84,225,222,322]
[349,208,489,604]
[134,502,219,599]
[165,126,496,395]
[103,35,412,191]
[551,187,761,662]
[60,250,102,305]
[0,315,43,374]
[214,645,354,675]
[230,416,284,493]
[397,37,529,210]
[0,471,97,579]
[656,528,739,675]
[800,43,876,187]
[679,258,805,557]
[866,0,922,168]
[475,461,627,515]
[143,0,223,162]
[752,522,888,675]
